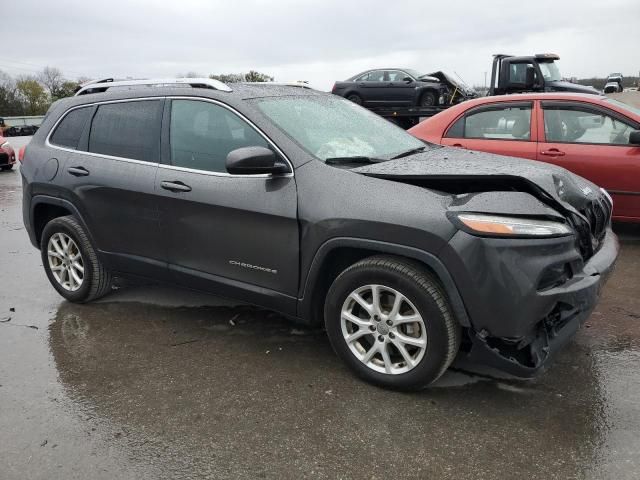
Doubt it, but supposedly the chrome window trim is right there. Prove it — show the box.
[45,96,294,178]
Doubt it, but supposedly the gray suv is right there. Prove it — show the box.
[21,78,618,390]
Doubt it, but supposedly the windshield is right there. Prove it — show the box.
[605,98,640,117]
[538,61,562,82]
[404,69,424,79]
[253,95,426,162]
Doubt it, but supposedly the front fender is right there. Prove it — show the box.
[297,237,471,327]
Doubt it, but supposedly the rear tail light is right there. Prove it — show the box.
[18,146,26,163]
[331,83,337,93]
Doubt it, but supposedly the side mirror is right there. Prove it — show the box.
[629,130,640,145]
[403,76,413,84]
[525,66,536,89]
[226,146,287,175]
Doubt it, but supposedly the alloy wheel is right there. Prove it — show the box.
[47,232,84,292]
[340,284,427,375]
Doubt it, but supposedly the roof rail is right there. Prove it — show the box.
[74,77,232,96]
[241,81,312,89]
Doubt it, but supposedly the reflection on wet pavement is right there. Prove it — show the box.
[2,159,640,479]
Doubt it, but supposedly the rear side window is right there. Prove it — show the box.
[446,104,532,141]
[50,107,92,149]
[88,100,162,162]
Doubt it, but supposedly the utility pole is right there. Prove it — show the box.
[484,71,487,89]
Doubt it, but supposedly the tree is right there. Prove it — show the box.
[209,73,245,83]
[55,81,79,99]
[39,66,65,99]
[16,76,49,115]
[0,70,24,116]
[209,71,274,83]
[244,70,274,82]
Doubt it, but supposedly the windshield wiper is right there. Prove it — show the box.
[325,156,384,165]
[390,146,426,160]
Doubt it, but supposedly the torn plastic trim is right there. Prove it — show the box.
[466,301,585,378]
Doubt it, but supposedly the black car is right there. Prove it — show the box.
[332,68,447,107]
[21,78,618,390]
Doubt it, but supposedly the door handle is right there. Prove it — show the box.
[452,143,465,148]
[540,149,565,157]
[68,166,89,176]
[161,180,192,193]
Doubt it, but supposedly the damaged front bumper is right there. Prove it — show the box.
[443,227,619,377]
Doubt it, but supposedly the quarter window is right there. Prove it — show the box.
[88,100,162,162]
[357,71,384,82]
[446,105,532,140]
[543,106,636,145]
[50,106,92,149]
[169,100,269,173]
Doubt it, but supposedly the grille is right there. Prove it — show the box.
[0,152,8,165]
[576,196,611,259]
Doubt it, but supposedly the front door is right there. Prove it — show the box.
[538,101,640,220]
[156,98,299,310]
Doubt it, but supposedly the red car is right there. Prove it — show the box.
[0,136,16,171]
[409,93,640,222]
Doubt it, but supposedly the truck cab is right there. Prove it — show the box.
[489,53,601,96]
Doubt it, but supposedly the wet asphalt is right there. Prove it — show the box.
[1,135,640,479]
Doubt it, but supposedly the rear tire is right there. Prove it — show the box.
[346,93,363,105]
[41,216,112,303]
[324,255,460,390]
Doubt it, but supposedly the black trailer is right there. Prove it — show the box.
[367,105,450,129]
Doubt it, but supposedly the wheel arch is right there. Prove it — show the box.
[416,87,438,106]
[30,196,92,248]
[297,238,470,327]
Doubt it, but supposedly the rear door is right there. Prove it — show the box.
[440,101,538,160]
[155,98,299,311]
[538,101,640,220]
[358,70,388,105]
[54,99,166,278]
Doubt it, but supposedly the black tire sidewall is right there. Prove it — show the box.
[40,217,95,302]
[347,94,362,105]
[420,92,435,106]
[325,264,454,390]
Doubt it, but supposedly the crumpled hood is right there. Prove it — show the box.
[351,146,602,215]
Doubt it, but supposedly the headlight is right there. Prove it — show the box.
[454,213,573,238]
[0,141,9,149]
[600,187,613,206]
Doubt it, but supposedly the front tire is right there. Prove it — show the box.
[41,216,112,303]
[0,164,13,171]
[419,91,436,107]
[324,256,460,390]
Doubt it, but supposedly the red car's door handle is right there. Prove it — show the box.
[540,149,565,157]
[452,143,465,148]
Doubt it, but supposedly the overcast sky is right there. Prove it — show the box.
[3,0,639,91]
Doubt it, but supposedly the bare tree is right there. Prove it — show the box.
[39,66,65,99]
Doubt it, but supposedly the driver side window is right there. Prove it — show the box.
[169,100,269,173]
[543,106,635,145]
